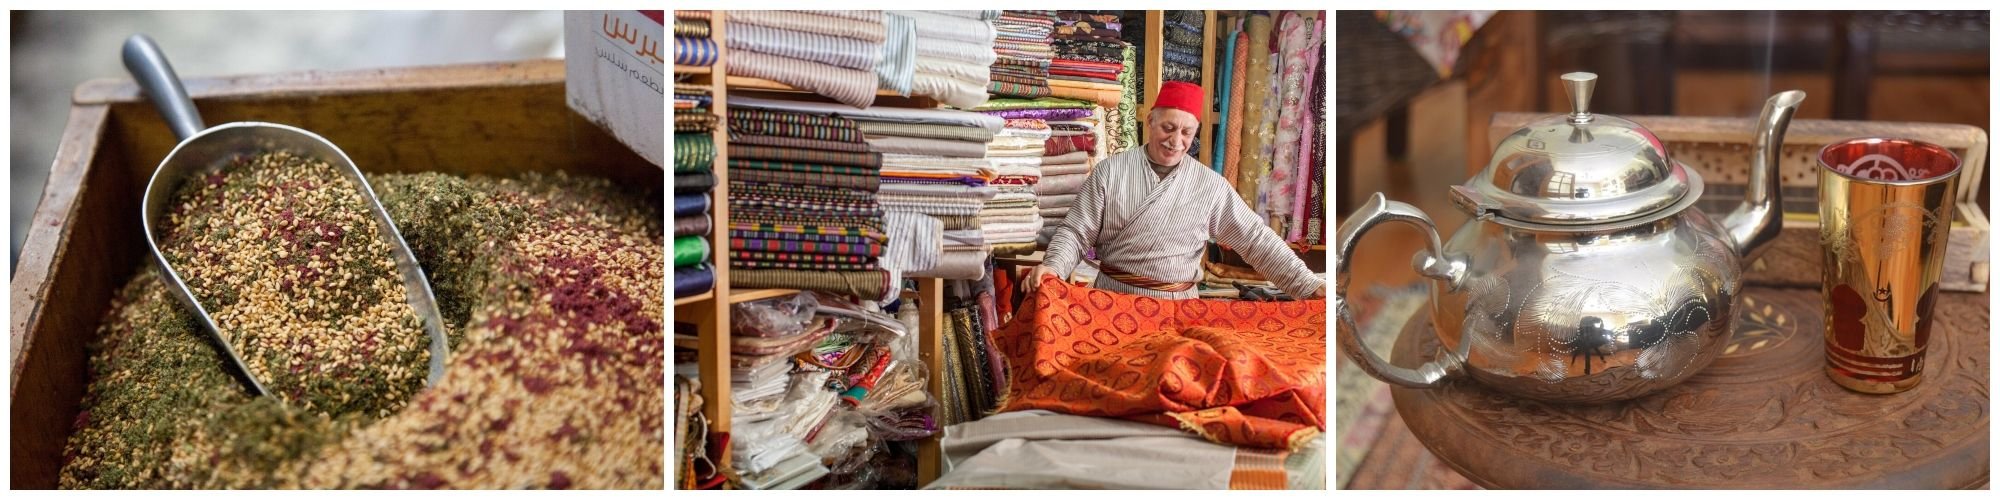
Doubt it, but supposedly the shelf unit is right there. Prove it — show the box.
[1139,10,1219,166]
[672,10,949,489]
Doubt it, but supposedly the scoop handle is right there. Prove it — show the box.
[122,34,205,141]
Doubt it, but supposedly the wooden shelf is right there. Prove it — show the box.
[728,287,802,304]
[675,65,712,75]
[673,291,716,306]
[726,76,911,97]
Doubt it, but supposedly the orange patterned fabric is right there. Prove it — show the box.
[989,276,1327,450]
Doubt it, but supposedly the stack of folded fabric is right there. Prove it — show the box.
[987,10,1055,99]
[675,11,719,67]
[724,10,888,108]
[733,96,1003,284]
[1162,10,1205,83]
[890,10,999,109]
[1047,11,1126,109]
[674,84,717,297]
[976,117,1048,257]
[972,97,1106,254]
[723,97,894,302]
[1034,105,1105,238]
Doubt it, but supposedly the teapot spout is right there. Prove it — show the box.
[1722,90,1806,262]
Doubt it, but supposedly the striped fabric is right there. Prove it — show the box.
[729,182,879,203]
[724,260,872,272]
[729,222,887,241]
[730,269,892,302]
[727,133,873,153]
[674,113,718,132]
[727,49,878,108]
[674,36,718,66]
[730,237,884,257]
[877,12,917,95]
[732,195,883,215]
[726,10,887,43]
[730,108,860,129]
[730,168,880,191]
[729,229,877,245]
[674,10,712,21]
[729,159,879,177]
[725,22,884,71]
[728,144,882,168]
[728,119,865,144]
[732,251,875,264]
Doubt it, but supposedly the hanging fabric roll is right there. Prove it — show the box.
[1235,12,1276,204]
[1223,29,1250,188]
[1211,20,1239,175]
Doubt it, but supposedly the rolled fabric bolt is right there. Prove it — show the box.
[673,236,711,268]
[674,193,711,218]
[675,215,712,237]
[675,264,715,297]
[840,347,895,406]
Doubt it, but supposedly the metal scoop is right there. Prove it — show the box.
[122,34,449,397]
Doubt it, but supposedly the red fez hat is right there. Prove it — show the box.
[1153,81,1205,119]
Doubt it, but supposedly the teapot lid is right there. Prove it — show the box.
[1454,72,1695,227]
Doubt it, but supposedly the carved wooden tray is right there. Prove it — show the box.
[1389,287,1989,488]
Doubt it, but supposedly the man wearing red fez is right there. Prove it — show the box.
[1031,81,1325,300]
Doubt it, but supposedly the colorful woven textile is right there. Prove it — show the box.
[728,159,878,177]
[732,260,879,272]
[729,168,880,191]
[731,269,893,302]
[1223,29,1250,187]
[726,133,873,153]
[729,221,887,242]
[728,145,882,168]
[728,110,865,143]
[729,229,877,245]
[991,277,1327,450]
[728,239,884,260]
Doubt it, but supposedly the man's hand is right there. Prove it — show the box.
[1023,265,1056,295]
[1312,285,1327,299]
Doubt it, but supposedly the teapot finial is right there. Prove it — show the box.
[1562,72,1597,124]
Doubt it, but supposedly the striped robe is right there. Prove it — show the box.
[1044,148,1323,299]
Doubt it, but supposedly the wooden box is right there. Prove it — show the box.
[1490,113,1989,292]
[8,60,661,488]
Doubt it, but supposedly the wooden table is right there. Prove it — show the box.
[1388,287,1989,489]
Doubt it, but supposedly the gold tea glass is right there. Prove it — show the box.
[1816,138,1960,394]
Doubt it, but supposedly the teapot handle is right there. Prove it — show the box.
[1335,193,1464,388]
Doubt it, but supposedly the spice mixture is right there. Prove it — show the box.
[159,151,430,417]
[60,170,665,489]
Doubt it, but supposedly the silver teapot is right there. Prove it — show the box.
[1335,72,1805,403]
